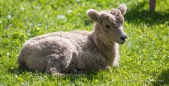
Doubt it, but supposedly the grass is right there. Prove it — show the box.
[0,0,169,85]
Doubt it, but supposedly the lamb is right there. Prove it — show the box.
[17,3,127,75]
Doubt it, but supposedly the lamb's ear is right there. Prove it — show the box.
[117,3,127,15]
[87,9,100,22]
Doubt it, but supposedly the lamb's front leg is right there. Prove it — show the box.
[70,65,111,74]
[113,44,120,67]
[70,69,88,74]
[113,54,120,67]
[113,58,119,67]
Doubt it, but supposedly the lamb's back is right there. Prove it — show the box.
[19,31,92,71]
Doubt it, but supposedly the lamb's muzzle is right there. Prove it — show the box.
[120,35,127,43]
[120,35,127,41]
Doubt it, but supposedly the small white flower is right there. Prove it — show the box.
[67,10,72,14]
[20,7,25,11]
[7,15,12,19]
[57,14,66,20]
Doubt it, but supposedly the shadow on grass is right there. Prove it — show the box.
[8,67,100,85]
[8,67,32,75]
[8,67,98,77]
[125,1,169,25]
[153,68,169,85]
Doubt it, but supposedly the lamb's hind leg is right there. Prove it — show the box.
[17,51,29,69]
[45,54,71,76]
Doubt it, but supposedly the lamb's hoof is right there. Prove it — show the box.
[70,69,78,74]
[113,62,119,68]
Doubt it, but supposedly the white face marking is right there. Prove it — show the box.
[119,26,123,30]
[119,26,125,34]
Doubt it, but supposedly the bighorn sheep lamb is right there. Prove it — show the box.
[18,4,127,75]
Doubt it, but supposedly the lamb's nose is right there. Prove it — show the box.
[120,35,127,41]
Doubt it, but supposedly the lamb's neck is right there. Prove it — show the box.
[91,32,116,55]
[90,25,117,64]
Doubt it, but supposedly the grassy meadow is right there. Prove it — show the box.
[0,0,169,85]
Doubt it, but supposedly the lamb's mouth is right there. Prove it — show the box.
[120,42,125,44]
[113,40,126,45]
[117,41,126,45]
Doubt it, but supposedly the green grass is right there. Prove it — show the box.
[0,0,169,85]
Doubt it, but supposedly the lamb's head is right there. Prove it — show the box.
[87,4,127,45]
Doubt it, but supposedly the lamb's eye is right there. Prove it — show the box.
[105,25,111,29]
